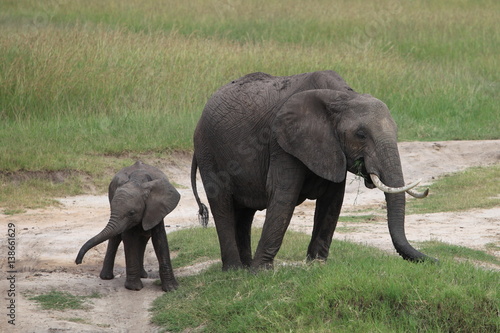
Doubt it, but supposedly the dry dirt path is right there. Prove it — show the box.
[1,140,499,332]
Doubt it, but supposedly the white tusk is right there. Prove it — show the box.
[369,174,421,194]
[406,187,429,199]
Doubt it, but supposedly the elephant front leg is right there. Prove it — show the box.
[307,180,346,261]
[100,235,122,280]
[251,157,305,270]
[122,226,145,291]
[252,207,296,270]
[151,221,178,292]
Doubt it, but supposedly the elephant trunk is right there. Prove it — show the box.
[75,215,124,264]
[374,141,436,262]
[385,191,433,261]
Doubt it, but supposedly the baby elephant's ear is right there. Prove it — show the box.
[141,179,181,231]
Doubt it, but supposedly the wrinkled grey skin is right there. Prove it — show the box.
[192,70,434,271]
[76,161,180,291]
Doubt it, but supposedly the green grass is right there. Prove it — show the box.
[0,173,84,212]
[29,290,101,311]
[169,227,308,268]
[65,317,87,324]
[338,214,381,223]
[408,165,500,214]
[1,0,499,173]
[418,240,500,266]
[1,0,499,210]
[152,228,499,333]
[0,0,498,211]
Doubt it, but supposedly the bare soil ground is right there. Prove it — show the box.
[1,140,499,333]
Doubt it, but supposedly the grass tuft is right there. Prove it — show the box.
[418,240,500,266]
[29,291,101,311]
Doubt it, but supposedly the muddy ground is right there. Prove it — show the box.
[1,140,499,332]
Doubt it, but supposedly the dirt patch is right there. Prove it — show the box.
[1,140,499,332]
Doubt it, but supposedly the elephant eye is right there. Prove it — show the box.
[356,129,367,139]
[128,210,136,217]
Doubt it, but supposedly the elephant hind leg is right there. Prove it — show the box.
[198,156,243,270]
[208,195,243,270]
[235,207,256,267]
[151,221,178,292]
[137,234,150,279]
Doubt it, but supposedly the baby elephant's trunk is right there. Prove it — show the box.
[75,218,123,264]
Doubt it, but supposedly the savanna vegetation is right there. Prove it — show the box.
[2,1,499,331]
[1,0,498,171]
[1,0,499,209]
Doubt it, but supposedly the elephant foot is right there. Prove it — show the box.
[306,258,327,266]
[161,279,179,292]
[141,268,148,279]
[240,257,253,268]
[250,261,274,272]
[306,253,328,263]
[221,261,245,271]
[99,270,114,280]
[124,278,144,291]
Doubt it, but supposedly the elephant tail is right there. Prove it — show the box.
[191,154,209,227]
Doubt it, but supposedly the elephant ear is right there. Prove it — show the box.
[272,89,349,183]
[141,178,181,231]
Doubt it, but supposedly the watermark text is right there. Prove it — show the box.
[6,223,16,326]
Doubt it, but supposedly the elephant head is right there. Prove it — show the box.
[273,89,433,262]
[75,174,180,265]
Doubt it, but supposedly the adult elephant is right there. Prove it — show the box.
[191,70,433,271]
[76,161,180,291]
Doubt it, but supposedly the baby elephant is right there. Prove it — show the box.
[75,161,180,292]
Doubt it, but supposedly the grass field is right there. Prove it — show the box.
[1,0,498,209]
[150,228,499,333]
[1,0,499,174]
